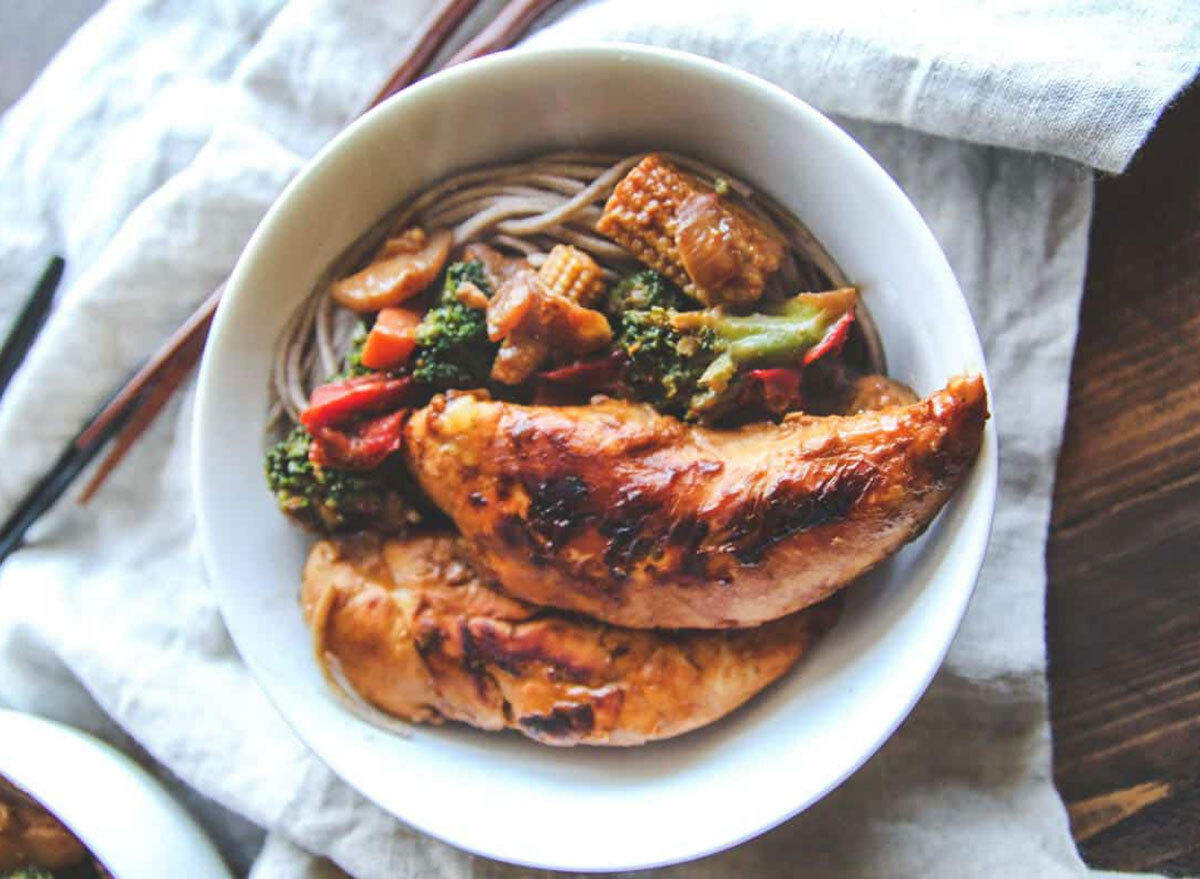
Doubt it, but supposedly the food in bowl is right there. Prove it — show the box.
[303,533,839,745]
[404,374,985,629]
[0,776,110,879]
[264,151,988,745]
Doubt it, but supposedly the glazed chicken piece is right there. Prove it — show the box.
[596,154,785,307]
[403,375,988,629]
[302,534,836,746]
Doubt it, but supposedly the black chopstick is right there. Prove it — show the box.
[0,256,64,400]
[0,373,140,564]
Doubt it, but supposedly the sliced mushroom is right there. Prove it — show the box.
[332,227,452,313]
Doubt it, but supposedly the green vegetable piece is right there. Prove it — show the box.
[264,426,416,533]
[710,298,841,366]
[615,307,719,418]
[439,261,490,305]
[410,261,498,390]
[1,869,57,879]
[675,291,853,368]
[606,269,694,316]
[615,290,853,422]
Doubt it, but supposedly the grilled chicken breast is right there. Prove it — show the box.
[403,374,988,629]
[302,534,836,746]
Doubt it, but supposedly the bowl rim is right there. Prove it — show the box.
[0,709,234,878]
[194,41,998,872]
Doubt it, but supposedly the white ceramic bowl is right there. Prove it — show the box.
[194,44,997,872]
[0,709,233,878]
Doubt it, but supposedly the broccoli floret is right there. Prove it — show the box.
[1,869,56,879]
[441,261,490,305]
[615,291,854,421]
[409,261,497,390]
[697,290,852,365]
[265,427,417,533]
[616,307,719,418]
[606,269,693,316]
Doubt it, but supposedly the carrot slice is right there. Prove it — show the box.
[361,307,423,371]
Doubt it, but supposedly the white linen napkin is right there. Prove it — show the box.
[0,1,1196,876]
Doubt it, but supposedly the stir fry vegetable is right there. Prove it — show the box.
[265,427,418,533]
[605,269,695,315]
[616,307,719,418]
[360,306,423,371]
[409,261,497,390]
[614,287,856,420]
[331,228,452,313]
[299,375,416,431]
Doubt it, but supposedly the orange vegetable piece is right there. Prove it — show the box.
[361,307,423,371]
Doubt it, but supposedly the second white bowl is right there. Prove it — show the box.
[0,710,232,878]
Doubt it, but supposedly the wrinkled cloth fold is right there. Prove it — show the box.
[0,0,1196,876]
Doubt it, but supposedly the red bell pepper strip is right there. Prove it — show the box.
[309,410,408,471]
[300,375,416,431]
[743,368,804,414]
[536,350,628,389]
[802,311,855,366]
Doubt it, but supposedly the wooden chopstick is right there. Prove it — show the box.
[76,328,209,504]
[23,0,557,522]
[0,256,64,401]
[0,377,140,563]
[76,284,223,450]
[365,0,483,110]
[446,0,559,65]
[77,0,555,465]
[74,4,495,458]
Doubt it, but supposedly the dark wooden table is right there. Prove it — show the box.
[1047,83,1200,873]
[3,7,1197,874]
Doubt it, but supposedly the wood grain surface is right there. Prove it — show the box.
[1047,81,1200,874]
[1,4,1197,873]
